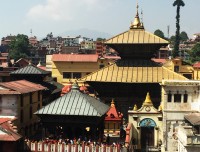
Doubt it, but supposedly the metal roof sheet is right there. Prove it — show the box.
[80,59,188,83]
[0,117,22,141]
[185,113,200,126]
[52,54,99,62]
[35,84,109,117]
[10,64,50,75]
[0,80,46,94]
[105,29,169,44]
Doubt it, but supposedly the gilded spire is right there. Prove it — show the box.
[111,98,115,107]
[130,0,144,29]
[143,92,153,105]
[133,104,138,111]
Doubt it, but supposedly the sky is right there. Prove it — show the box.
[0,0,199,40]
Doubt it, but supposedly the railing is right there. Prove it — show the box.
[25,141,129,152]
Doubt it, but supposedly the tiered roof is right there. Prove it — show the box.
[80,60,188,83]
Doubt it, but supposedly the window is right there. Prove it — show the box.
[73,72,81,79]
[63,72,71,78]
[20,94,23,107]
[63,72,81,79]
[183,74,192,79]
[174,92,181,102]
[174,66,179,72]
[184,92,188,103]
[168,91,172,102]
[99,64,105,69]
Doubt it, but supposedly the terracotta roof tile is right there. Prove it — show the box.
[0,80,46,94]
[193,62,200,68]
[0,117,22,141]
[52,54,98,62]
[105,101,122,121]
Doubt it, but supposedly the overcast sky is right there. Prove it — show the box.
[0,0,199,40]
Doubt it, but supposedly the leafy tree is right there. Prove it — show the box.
[170,35,176,44]
[180,31,189,42]
[189,43,200,63]
[9,34,31,61]
[154,29,165,39]
[173,0,185,58]
[96,38,106,41]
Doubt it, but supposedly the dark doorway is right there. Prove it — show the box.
[141,127,154,150]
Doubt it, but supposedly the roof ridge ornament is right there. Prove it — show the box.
[143,92,153,106]
[130,0,144,30]
[111,98,115,107]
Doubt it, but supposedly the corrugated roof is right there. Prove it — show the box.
[184,113,200,126]
[10,64,50,75]
[35,84,109,117]
[193,62,200,68]
[80,60,188,83]
[0,117,22,141]
[0,80,46,94]
[105,29,168,44]
[52,54,99,62]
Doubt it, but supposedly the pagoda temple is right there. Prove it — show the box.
[35,83,109,140]
[80,3,187,118]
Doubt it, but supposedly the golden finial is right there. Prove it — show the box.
[143,92,153,105]
[111,98,115,107]
[133,104,138,111]
[130,0,144,29]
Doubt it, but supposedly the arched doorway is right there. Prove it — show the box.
[139,118,156,150]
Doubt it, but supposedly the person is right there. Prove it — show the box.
[106,134,110,145]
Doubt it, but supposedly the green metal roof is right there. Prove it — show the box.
[35,83,109,117]
[10,64,50,75]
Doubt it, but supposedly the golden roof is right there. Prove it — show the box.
[80,60,188,83]
[105,29,168,44]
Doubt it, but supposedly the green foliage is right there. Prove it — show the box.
[180,31,188,41]
[170,35,176,44]
[154,29,165,39]
[9,34,31,61]
[173,0,185,58]
[96,38,106,41]
[189,43,200,63]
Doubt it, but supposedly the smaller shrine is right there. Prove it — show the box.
[35,83,109,141]
[128,92,163,151]
[104,99,123,137]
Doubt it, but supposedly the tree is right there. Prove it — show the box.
[189,43,200,63]
[170,35,176,44]
[9,34,31,61]
[96,38,106,41]
[154,29,165,39]
[180,31,189,42]
[173,0,185,58]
